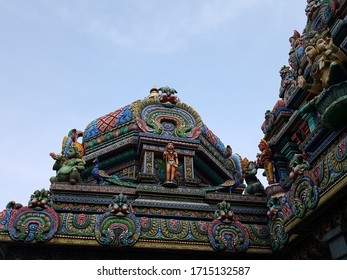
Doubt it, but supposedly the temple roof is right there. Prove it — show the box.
[82,87,232,163]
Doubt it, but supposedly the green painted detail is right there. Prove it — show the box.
[318,81,347,129]
[194,156,224,185]
[280,142,299,160]
[302,112,319,132]
[83,149,137,177]
[105,178,137,188]
[84,122,139,150]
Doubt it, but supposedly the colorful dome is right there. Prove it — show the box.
[82,87,233,170]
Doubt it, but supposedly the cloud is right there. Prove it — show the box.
[0,0,259,53]
[75,0,260,53]
[89,19,133,48]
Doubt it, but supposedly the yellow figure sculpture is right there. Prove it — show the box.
[256,139,275,185]
[298,30,347,94]
[163,142,178,183]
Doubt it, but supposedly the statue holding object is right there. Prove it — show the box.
[50,129,85,184]
[163,142,178,186]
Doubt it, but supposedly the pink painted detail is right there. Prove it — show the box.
[97,107,124,133]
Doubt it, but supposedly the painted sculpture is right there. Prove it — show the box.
[163,142,178,185]
[298,30,347,94]
[50,129,85,184]
[214,200,234,222]
[279,65,296,100]
[288,30,304,77]
[261,110,275,134]
[289,153,310,179]
[158,86,179,105]
[242,158,265,196]
[92,158,110,184]
[108,194,130,216]
[257,139,275,185]
[28,189,53,209]
[267,197,282,219]
[305,0,321,20]
[316,30,347,87]
[297,38,323,94]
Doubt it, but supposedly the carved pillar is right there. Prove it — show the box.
[138,148,156,183]
[184,156,194,180]
[322,225,347,260]
[273,153,290,182]
[143,150,154,174]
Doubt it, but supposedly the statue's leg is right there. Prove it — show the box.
[265,162,274,184]
[170,167,176,182]
[69,168,81,184]
[166,163,171,181]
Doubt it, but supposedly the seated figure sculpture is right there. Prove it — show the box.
[242,158,265,196]
[298,30,347,94]
[297,37,323,94]
[50,130,85,184]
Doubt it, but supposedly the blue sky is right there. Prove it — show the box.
[0,0,307,208]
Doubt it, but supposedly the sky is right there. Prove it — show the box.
[0,0,308,209]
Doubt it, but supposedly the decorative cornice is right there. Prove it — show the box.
[137,184,206,197]
[84,135,138,160]
[197,145,234,178]
[50,183,137,195]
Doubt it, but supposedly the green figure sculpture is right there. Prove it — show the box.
[50,129,85,184]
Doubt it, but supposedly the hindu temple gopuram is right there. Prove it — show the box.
[1,0,347,260]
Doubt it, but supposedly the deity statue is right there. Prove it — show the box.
[241,158,265,196]
[288,30,305,77]
[289,153,310,179]
[256,139,275,185]
[316,30,347,88]
[261,110,275,134]
[50,129,85,184]
[297,38,323,94]
[279,65,296,100]
[298,30,347,94]
[163,142,178,184]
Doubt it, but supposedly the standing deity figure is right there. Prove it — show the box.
[257,139,275,185]
[163,142,178,182]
